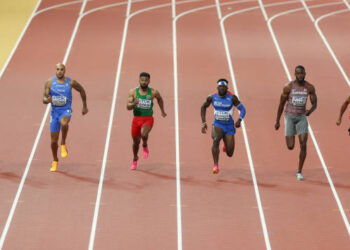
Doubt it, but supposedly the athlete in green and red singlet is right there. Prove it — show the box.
[127,72,167,170]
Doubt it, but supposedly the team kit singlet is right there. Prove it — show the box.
[133,87,153,116]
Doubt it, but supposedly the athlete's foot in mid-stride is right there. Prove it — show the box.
[131,157,138,170]
[212,165,219,174]
[142,146,149,159]
[50,161,58,172]
[296,172,304,181]
[61,144,68,158]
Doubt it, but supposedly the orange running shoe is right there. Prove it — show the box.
[61,145,68,158]
[50,161,58,172]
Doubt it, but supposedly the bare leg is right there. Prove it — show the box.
[50,132,59,162]
[132,136,141,161]
[297,133,308,173]
[211,126,224,166]
[60,116,70,145]
[223,134,235,157]
[285,136,295,150]
[141,125,152,148]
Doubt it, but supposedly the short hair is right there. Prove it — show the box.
[139,72,150,78]
[295,65,305,72]
[217,78,228,84]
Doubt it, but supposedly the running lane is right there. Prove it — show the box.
[177,1,266,249]
[267,0,350,242]
[222,1,349,249]
[93,0,178,249]
[0,0,81,242]
[1,1,128,249]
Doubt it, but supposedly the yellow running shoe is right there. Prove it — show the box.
[61,145,68,158]
[50,161,58,172]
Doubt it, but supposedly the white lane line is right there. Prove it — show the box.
[0,0,43,79]
[299,0,350,87]
[265,1,350,236]
[34,0,84,16]
[172,1,183,249]
[343,0,350,9]
[315,9,350,87]
[87,1,199,249]
[87,0,132,248]
[300,0,315,21]
[217,0,271,249]
[0,1,89,248]
[300,0,350,86]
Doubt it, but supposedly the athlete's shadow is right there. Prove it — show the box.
[55,170,143,190]
[306,178,350,190]
[0,171,46,188]
[136,164,275,189]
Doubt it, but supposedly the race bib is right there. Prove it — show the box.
[292,96,307,107]
[214,110,230,121]
[52,96,67,106]
[137,99,152,109]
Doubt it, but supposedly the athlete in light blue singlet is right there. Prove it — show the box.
[201,78,246,174]
[43,63,88,172]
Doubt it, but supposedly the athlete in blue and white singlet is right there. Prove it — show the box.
[43,63,88,172]
[201,79,246,174]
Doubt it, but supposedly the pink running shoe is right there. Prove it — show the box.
[222,145,226,153]
[143,146,149,159]
[212,165,219,174]
[131,160,137,170]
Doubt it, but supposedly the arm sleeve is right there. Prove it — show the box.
[237,103,246,120]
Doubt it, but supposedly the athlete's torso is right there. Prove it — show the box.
[50,76,72,111]
[285,81,311,116]
[212,93,234,124]
[133,87,153,116]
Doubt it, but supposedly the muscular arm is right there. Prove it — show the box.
[127,89,137,110]
[275,85,290,130]
[71,80,88,114]
[42,79,52,104]
[306,85,317,116]
[337,95,350,125]
[201,96,212,133]
[154,89,167,117]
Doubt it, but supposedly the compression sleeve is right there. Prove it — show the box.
[237,103,246,120]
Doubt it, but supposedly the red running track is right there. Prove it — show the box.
[0,0,349,249]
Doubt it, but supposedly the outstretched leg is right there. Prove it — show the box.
[211,126,224,173]
[223,134,235,157]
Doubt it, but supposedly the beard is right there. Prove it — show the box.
[140,84,148,90]
[296,78,305,84]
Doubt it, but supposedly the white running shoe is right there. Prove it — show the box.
[296,173,304,181]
